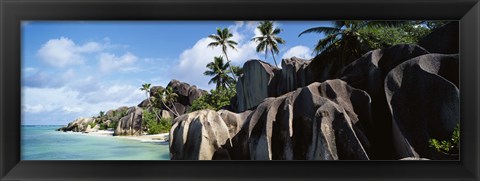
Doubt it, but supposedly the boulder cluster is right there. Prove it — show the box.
[169,22,459,160]
[57,80,207,136]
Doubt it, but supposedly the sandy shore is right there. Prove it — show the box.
[81,130,169,144]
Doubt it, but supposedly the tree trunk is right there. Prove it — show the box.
[224,53,237,80]
[271,49,278,67]
[162,101,180,117]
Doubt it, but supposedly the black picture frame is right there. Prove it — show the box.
[1,0,479,180]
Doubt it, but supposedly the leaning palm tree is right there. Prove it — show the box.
[251,21,286,67]
[207,28,238,80]
[204,56,235,89]
[141,83,163,123]
[152,87,180,117]
[140,83,151,105]
[298,21,404,67]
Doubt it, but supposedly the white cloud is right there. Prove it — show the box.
[62,106,83,113]
[173,23,260,90]
[22,83,144,125]
[99,52,138,73]
[23,104,55,113]
[37,37,103,68]
[282,45,314,60]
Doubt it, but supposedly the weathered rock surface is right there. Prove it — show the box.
[113,107,143,136]
[56,117,96,132]
[172,80,371,160]
[105,106,129,121]
[169,110,232,160]
[276,57,311,96]
[236,60,280,112]
[419,22,459,54]
[167,79,207,107]
[305,50,347,83]
[149,86,165,97]
[385,54,459,159]
[339,44,430,159]
[138,80,206,117]
[84,124,100,133]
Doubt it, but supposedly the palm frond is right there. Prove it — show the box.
[298,26,341,37]
[273,36,285,44]
[207,42,220,48]
[272,28,282,35]
[227,40,238,45]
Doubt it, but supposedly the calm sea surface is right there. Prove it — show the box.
[21,125,170,160]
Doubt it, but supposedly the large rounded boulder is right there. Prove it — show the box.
[339,44,430,159]
[169,110,232,160]
[113,107,143,136]
[236,60,280,112]
[385,53,459,159]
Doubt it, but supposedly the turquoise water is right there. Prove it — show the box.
[21,125,170,160]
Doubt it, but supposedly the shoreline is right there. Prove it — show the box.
[66,130,170,144]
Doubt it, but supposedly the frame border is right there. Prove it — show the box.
[1,0,479,180]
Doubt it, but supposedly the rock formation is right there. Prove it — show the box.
[419,21,459,54]
[275,57,310,96]
[113,107,144,136]
[171,80,372,160]
[385,54,459,159]
[339,44,430,159]
[84,124,100,133]
[169,110,232,160]
[138,79,207,116]
[56,117,96,132]
[236,60,280,112]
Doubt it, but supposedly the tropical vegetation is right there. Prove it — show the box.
[208,28,239,80]
[251,21,286,67]
[142,109,173,134]
[191,84,236,111]
[204,56,235,89]
[429,123,460,155]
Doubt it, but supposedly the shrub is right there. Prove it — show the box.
[191,86,236,112]
[99,123,108,130]
[143,110,173,134]
[106,120,118,129]
[87,122,97,128]
[429,123,460,154]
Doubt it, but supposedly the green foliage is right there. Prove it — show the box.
[251,21,286,67]
[142,110,172,134]
[109,121,118,129]
[99,123,108,130]
[429,123,460,154]
[204,56,235,89]
[87,122,97,128]
[191,85,236,111]
[207,27,239,80]
[359,22,432,50]
[231,65,243,77]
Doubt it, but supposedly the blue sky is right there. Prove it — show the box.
[21,21,330,125]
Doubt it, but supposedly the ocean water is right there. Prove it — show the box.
[21,125,170,160]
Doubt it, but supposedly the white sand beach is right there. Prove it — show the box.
[81,130,169,144]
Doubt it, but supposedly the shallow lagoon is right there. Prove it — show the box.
[21,125,170,160]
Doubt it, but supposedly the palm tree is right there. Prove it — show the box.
[140,83,151,105]
[204,56,235,89]
[298,21,403,67]
[152,87,180,117]
[251,21,286,67]
[231,65,243,78]
[207,28,238,80]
